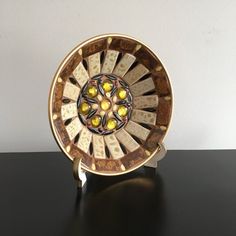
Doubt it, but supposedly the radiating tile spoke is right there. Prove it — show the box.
[92,134,106,159]
[88,52,101,77]
[115,129,139,152]
[133,95,159,109]
[61,103,77,121]
[73,62,89,87]
[125,120,150,141]
[131,109,156,125]
[101,50,119,74]
[104,134,124,159]
[77,127,92,153]
[130,77,155,97]
[63,82,80,101]
[123,64,149,85]
[113,53,136,77]
[66,117,83,140]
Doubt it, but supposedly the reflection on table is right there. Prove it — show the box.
[64,168,166,236]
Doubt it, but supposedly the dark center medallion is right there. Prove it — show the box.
[77,74,133,135]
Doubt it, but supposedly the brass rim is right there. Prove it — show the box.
[48,33,173,176]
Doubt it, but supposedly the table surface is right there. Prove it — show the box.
[0,150,235,236]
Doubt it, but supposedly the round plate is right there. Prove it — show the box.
[49,34,173,176]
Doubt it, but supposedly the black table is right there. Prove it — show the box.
[0,150,235,236]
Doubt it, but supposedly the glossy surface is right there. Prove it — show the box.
[1,150,235,236]
[49,34,173,173]
[117,88,127,99]
[106,118,117,130]
[87,86,98,98]
[91,115,101,127]
[100,99,111,111]
[117,105,128,117]
[102,80,113,92]
[77,73,133,139]
[79,102,91,115]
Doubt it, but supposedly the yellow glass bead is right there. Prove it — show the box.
[117,105,128,117]
[117,88,127,99]
[87,86,97,97]
[79,102,91,115]
[91,115,101,127]
[106,118,117,130]
[102,80,113,92]
[100,99,111,111]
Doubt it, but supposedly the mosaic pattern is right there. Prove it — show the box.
[77,74,132,135]
[49,34,172,175]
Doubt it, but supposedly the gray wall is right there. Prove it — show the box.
[0,0,236,152]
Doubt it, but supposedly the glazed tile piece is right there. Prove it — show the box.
[88,52,101,77]
[130,77,155,96]
[104,134,124,159]
[73,62,89,87]
[125,120,150,141]
[133,95,159,109]
[66,117,83,140]
[101,50,119,74]
[123,64,149,85]
[61,103,77,121]
[113,53,136,77]
[77,127,92,153]
[115,129,140,152]
[63,82,80,101]
[92,134,106,159]
[131,109,157,125]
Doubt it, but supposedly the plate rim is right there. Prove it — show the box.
[48,33,173,176]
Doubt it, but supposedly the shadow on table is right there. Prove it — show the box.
[63,168,166,236]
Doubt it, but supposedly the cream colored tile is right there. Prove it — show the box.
[61,103,77,121]
[92,134,106,159]
[88,52,101,77]
[77,127,92,153]
[113,53,136,77]
[131,109,157,125]
[115,129,140,152]
[133,95,159,109]
[73,62,89,87]
[101,50,119,74]
[66,117,83,140]
[63,82,80,101]
[104,134,124,159]
[123,64,149,85]
[125,120,150,141]
[130,77,155,96]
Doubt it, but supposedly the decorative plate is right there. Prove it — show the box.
[49,34,172,175]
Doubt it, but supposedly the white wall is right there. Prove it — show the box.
[0,0,236,152]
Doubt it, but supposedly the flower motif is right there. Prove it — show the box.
[78,74,132,135]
